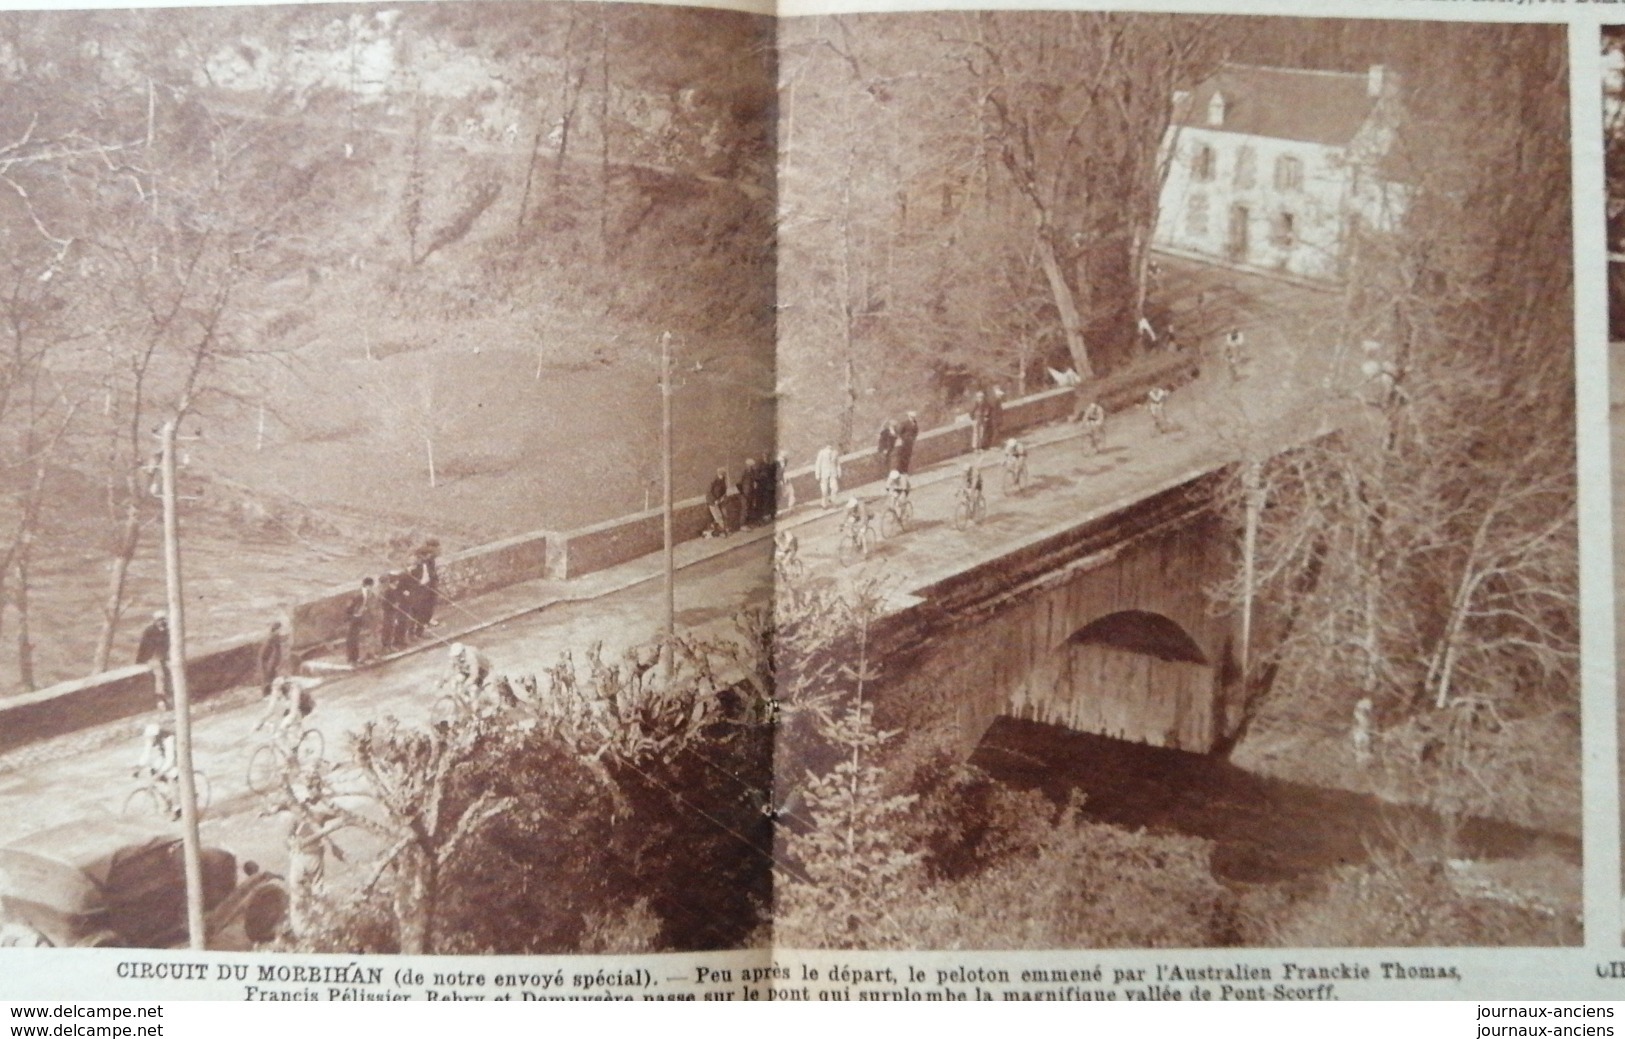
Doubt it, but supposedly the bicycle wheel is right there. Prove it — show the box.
[122,784,161,818]
[880,508,901,539]
[973,493,988,524]
[247,745,280,798]
[859,525,876,558]
[294,729,325,771]
[953,498,971,532]
[838,530,859,567]
[431,694,462,728]
[900,499,914,528]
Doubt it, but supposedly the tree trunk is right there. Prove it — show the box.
[92,495,143,675]
[14,547,34,692]
[393,847,436,955]
[1034,231,1093,379]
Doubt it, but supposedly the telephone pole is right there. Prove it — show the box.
[660,331,675,645]
[158,420,207,949]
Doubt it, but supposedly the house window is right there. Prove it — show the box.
[1185,193,1209,237]
[1274,154,1303,191]
[1234,146,1256,190]
[1270,211,1296,249]
[1192,143,1216,183]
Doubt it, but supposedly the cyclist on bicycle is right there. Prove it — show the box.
[1003,438,1028,478]
[884,469,911,509]
[774,529,801,569]
[962,462,983,496]
[255,675,316,740]
[449,641,493,692]
[842,495,870,535]
[133,722,180,819]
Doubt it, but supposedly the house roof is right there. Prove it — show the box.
[1175,63,1380,147]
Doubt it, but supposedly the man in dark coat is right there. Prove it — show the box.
[969,391,990,451]
[258,621,284,698]
[136,610,171,710]
[987,388,1006,447]
[895,411,919,475]
[876,420,898,470]
[739,457,763,528]
[345,577,378,666]
[380,572,405,652]
[706,468,732,536]
[407,542,440,639]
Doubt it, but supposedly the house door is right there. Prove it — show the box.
[1227,205,1250,263]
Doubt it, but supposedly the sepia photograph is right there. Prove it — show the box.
[0,0,1583,966]
[771,12,1580,951]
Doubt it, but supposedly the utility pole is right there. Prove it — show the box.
[660,331,675,647]
[1240,459,1263,685]
[157,420,207,950]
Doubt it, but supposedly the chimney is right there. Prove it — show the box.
[1367,64,1386,99]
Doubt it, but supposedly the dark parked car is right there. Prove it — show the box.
[0,819,287,949]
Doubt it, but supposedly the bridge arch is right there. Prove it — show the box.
[1018,610,1220,751]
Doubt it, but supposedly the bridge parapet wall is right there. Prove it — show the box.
[0,351,1200,754]
[782,350,1199,512]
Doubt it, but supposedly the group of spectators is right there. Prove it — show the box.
[875,411,920,475]
[344,539,441,666]
[706,453,790,537]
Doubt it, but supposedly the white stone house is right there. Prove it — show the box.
[1154,62,1403,283]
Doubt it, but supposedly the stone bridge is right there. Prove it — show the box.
[873,466,1245,756]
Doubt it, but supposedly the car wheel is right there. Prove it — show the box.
[241,883,289,946]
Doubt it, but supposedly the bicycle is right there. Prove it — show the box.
[1001,451,1029,495]
[124,765,210,819]
[837,514,877,565]
[430,679,511,729]
[247,724,326,799]
[879,495,914,538]
[953,482,987,531]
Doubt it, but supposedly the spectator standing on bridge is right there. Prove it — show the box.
[380,572,407,652]
[739,457,765,528]
[969,391,991,452]
[344,577,379,667]
[258,621,285,699]
[875,420,899,472]
[814,445,841,510]
[1147,386,1172,434]
[1081,401,1106,454]
[706,467,732,537]
[896,412,919,475]
[407,540,440,639]
[773,451,795,513]
[136,610,172,711]
[987,388,1006,447]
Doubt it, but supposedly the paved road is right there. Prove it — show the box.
[0,263,1352,879]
